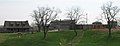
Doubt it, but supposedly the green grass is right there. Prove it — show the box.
[0,30,120,46]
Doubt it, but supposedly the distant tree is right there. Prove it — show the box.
[31,7,61,39]
[101,2,120,38]
[66,7,85,36]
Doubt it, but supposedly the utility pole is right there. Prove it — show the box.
[85,13,88,24]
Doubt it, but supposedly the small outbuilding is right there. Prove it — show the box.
[92,21,105,29]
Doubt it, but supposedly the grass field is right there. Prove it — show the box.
[0,30,120,46]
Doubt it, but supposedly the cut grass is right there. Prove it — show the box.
[0,30,120,46]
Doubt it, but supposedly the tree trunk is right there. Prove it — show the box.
[108,28,112,38]
[38,25,41,32]
[43,26,46,39]
[43,31,47,39]
[43,26,48,40]
[108,21,112,38]
[74,24,77,36]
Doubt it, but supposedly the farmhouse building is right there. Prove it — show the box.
[49,20,75,30]
[3,21,31,33]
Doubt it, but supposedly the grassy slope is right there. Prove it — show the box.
[0,31,75,46]
[0,30,120,46]
[77,30,120,46]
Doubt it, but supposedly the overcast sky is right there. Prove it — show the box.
[0,0,120,25]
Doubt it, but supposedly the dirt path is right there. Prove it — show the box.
[67,30,85,46]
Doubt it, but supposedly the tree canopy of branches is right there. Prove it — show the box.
[67,7,84,23]
[66,7,85,36]
[101,2,120,38]
[31,7,61,39]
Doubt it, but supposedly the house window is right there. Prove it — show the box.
[16,24,20,26]
[10,24,13,26]
[23,24,26,26]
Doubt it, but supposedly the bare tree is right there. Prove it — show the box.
[31,9,42,32]
[66,7,85,36]
[31,7,61,39]
[101,2,120,38]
